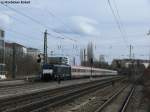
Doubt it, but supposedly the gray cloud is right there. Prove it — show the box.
[0,12,13,28]
[53,16,101,37]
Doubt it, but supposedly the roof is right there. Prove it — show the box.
[27,47,39,51]
[5,42,25,48]
[113,59,150,63]
[5,42,13,48]
[72,66,117,72]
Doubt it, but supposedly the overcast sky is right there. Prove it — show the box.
[0,0,150,64]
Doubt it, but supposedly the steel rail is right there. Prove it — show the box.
[94,85,128,112]
[94,85,134,112]
[2,77,123,112]
[119,87,135,112]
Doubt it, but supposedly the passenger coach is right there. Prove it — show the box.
[71,66,117,78]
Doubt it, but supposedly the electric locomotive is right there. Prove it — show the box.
[41,64,71,81]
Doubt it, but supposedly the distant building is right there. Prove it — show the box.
[0,29,5,64]
[5,42,13,56]
[13,43,27,56]
[27,47,40,58]
[112,59,150,69]
[5,42,27,57]
[48,57,69,65]
[0,29,6,79]
[5,42,41,62]
[87,42,94,62]
[99,55,105,63]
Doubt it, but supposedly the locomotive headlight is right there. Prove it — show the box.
[43,69,53,74]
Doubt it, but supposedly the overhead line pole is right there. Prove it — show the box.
[129,45,132,59]
[44,30,48,64]
[12,43,16,79]
[147,30,150,65]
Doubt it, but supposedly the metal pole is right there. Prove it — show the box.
[129,45,132,59]
[90,58,93,80]
[73,57,76,66]
[44,30,48,64]
[84,49,86,66]
[147,30,150,66]
[12,43,16,79]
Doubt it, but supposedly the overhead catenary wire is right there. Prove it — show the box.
[5,26,78,57]
[112,0,128,40]
[4,25,78,57]
[6,28,38,39]
[46,8,80,44]
[107,0,129,48]
[1,4,52,30]
[0,11,27,25]
[0,8,50,38]
[46,8,76,36]
[46,8,81,52]
[1,4,77,42]
[5,26,67,44]
[0,5,77,51]
[3,25,43,45]
[0,6,80,59]
[5,28,43,45]
[108,0,150,60]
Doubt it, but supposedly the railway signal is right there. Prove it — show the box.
[37,54,41,63]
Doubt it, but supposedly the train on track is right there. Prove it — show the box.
[40,64,118,81]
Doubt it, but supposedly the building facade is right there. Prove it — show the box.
[5,42,27,57]
[0,29,6,78]
[48,57,69,65]
[27,47,40,58]
[112,59,150,69]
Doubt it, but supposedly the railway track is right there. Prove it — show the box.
[0,76,119,94]
[94,84,134,112]
[119,87,135,112]
[0,77,122,112]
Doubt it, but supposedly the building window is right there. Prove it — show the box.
[0,30,4,38]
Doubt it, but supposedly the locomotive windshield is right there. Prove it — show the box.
[42,64,53,69]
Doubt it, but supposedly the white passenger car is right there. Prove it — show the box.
[71,66,117,78]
